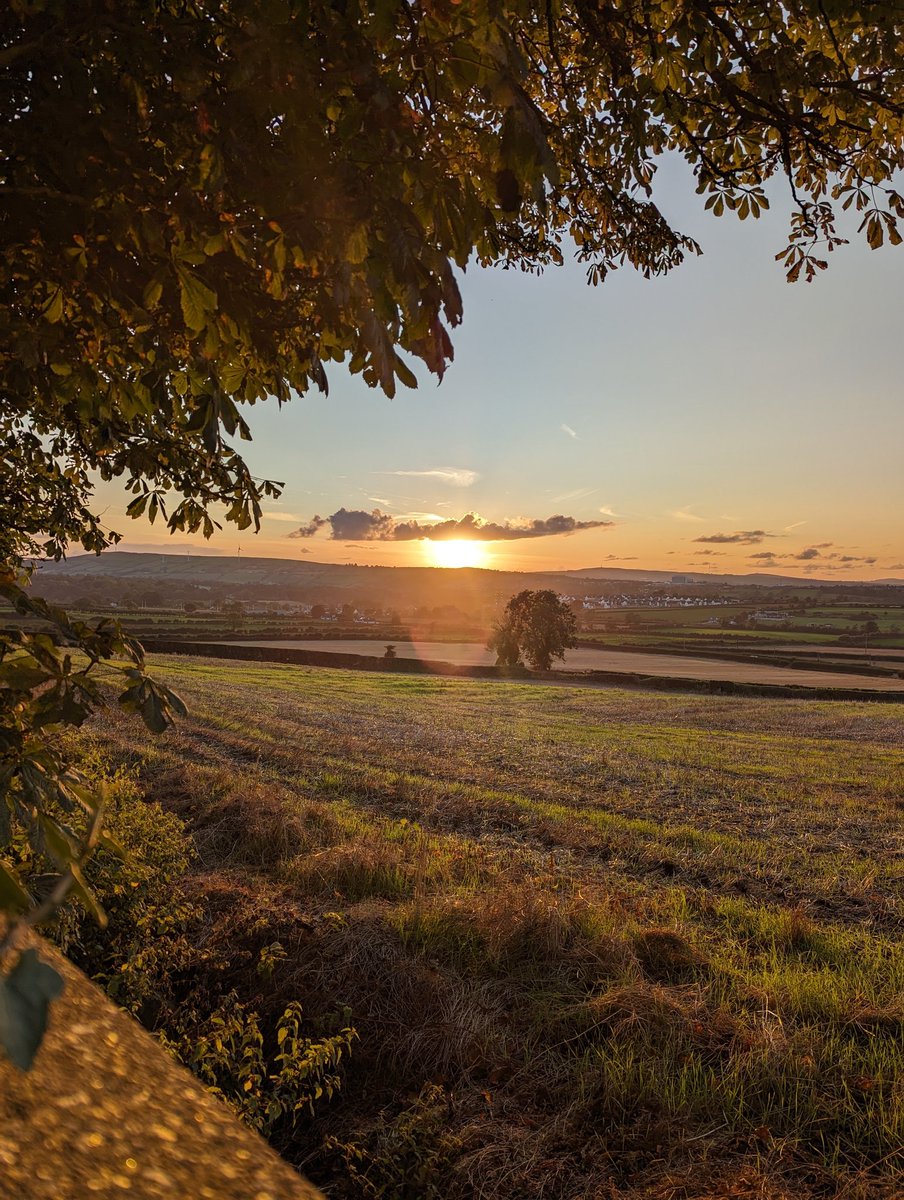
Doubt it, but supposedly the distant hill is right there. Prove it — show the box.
[32,552,580,608]
[562,565,904,587]
[32,552,903,599]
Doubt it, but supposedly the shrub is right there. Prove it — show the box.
[180,996,356,1141]
[325,1084,461,1200]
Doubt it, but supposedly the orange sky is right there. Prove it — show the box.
[88,157,903,582]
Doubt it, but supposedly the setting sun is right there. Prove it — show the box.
[428,539,488,569]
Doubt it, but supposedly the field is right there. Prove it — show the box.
[84,656,904,1199]
[215,637,904,692]
[581,605,904,652]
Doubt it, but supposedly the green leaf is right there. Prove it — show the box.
[143,278,164,308]
[68,862,107,928]
[0,949,65,1071]
[39,814,78,867]
[393,355,419,390]
[177,268,218,331]
[345,227,369,264]
[42,288,64,324]
[140,690,168,734]
[0,861,31,914]
[219,363,247,393]
[0,660,49,691]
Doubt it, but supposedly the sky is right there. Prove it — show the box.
[92,155,904,579]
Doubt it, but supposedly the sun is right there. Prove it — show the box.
[429,539,487,568]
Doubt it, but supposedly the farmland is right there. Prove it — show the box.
[74,655,904,1199]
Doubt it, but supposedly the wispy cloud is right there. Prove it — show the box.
[561,424,578,439]
[553,486,597,503]
[784,520,808,532]
[289,509,614,543]
[386,468,478,487]
[669,506,706,522]
[262,512,304,522]
[598,505,620,518]
[396,511,445,523]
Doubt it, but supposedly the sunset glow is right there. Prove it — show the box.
[428,539,488,569]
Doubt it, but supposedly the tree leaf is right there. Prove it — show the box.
[68,862,108,928]
[42,288,64,324]
[177,269,218,331]
[0,861,31,914]
[0,949,65,1071]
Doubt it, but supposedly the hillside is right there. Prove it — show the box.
[35,551,904,597]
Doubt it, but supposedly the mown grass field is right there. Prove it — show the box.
[89,655,904,1199]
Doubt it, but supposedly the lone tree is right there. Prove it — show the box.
[3,1,904,1063]
[489,590,577,671]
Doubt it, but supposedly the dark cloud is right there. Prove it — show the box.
[749,551,778,560]
[289,509,613,542]
[795,547,822,560]
[693,530,771,545]
[290,515,328,538]
[693,549,725,557]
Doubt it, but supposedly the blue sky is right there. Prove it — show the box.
[95,155,904,578]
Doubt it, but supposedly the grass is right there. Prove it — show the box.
[85,655,904,1199]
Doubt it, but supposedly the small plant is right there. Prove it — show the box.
[257,940,289,981]
[184,997,356,1139]
[384,644,397,660]
[325,1084,461,1199]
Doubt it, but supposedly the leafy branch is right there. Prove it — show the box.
[0,567,185,1069]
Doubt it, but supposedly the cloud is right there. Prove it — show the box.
[794,547,822,560]
[290,515,330,538]
[598,506,619,517]
[694,549,725,557]
[750,551,779,560]
[262,511,304,522]
[387,468,478,487]
[561,424,578,439]
[694,530,772,545]
[669,506,706,522]
[601,554,637,561]
[553,486,597,503]
[290,509,613,543]
[784,520,807,532]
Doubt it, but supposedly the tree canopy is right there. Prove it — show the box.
[3,0,904,565]
[489,589,578,671]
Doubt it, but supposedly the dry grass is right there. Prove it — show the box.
[84,656,904,1198]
